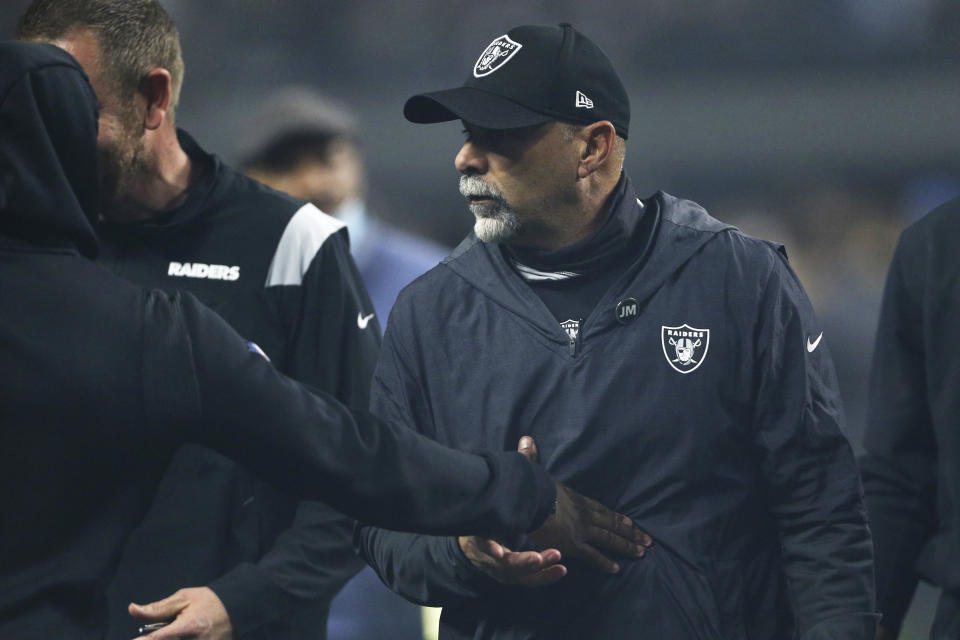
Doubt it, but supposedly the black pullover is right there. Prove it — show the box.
[97,130,380,640]
[0,41,555,640]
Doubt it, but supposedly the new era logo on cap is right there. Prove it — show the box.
[575,90,594,109]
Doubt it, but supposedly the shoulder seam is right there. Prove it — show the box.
[264,203,345,287]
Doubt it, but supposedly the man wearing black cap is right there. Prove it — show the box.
[357,23,878,639]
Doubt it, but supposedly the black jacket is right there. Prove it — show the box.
[99,132,380,640]
[861,198,960,634]
[359,185,877,639]
[0,41,556,640]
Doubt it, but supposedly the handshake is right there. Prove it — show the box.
[126,436,652,640]
[459,435,653,587]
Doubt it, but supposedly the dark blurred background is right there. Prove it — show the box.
[5,1,957,635]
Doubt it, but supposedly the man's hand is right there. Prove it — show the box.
[458,535,567,587]
[129,587,233,640]
[522,435,653,574]
[457,437,568,586]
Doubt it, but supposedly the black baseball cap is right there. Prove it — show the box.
[404,23,630,139]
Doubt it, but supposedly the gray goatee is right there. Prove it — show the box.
[459,175,520,243]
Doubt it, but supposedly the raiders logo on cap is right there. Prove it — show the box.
[473,35,523,78]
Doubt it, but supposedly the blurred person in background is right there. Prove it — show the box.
[238,85,440,640]
[357,22,877,639]
[17,1,383,638]
[861,196,960,640]
[719,185,903,448]
[240,87,449,328]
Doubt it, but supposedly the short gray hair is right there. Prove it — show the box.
[18,0,185,116]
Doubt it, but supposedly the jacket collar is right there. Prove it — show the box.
[504,173,640,278]
[444,185,734,345]
[97,130,220,238]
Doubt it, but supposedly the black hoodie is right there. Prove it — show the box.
[0,41,556,639]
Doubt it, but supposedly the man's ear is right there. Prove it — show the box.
[140,68,173,130]
[577,121,616,179]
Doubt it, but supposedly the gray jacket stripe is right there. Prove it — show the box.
[265,203,345,287]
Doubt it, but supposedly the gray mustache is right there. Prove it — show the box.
[459,175,503,199]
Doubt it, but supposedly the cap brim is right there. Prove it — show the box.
[404,87,553,130]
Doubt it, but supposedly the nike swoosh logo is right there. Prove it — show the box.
[357,312,375,330]
[807,332,823,353]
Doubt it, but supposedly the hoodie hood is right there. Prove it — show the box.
[0,41,99,258]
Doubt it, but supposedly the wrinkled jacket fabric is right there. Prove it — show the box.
[360,185,878,639]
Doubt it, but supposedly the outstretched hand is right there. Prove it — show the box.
[458,534,567,587]
[523,436,653,574]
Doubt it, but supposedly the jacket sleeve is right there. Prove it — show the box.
[751,249,879,639]
[859,232,937,635]
[356,319,497,605]
[149,288,557,536]
[206,229,383,634]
